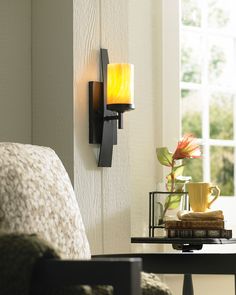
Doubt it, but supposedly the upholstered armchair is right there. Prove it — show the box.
[0,143,171,295]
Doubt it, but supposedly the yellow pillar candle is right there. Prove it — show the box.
[107,63,134,112]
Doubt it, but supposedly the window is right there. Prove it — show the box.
[180,0,236,196]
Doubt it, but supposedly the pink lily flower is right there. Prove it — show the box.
[173,134,201,160]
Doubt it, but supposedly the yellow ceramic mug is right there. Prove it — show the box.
[187,182,220,212]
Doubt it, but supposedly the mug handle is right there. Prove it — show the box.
[208,185,220,209]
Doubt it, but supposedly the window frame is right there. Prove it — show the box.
[180,0,236,196]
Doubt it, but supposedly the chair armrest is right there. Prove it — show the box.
[94,253,236,275]
[32,258,142,295]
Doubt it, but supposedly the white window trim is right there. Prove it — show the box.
[157,0,181,152]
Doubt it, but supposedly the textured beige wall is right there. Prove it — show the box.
[128,0,161,253]
[73,0,131,254]
[0,0,31,143]
[73,0,103,254]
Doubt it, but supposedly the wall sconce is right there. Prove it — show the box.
[89,49,134,167]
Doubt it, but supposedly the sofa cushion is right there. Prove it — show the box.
[0,142,91,259]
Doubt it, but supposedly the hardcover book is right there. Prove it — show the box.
[165,220,224,230]
[166,228,232,239]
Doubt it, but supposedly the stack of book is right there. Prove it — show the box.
[165,218,232,239]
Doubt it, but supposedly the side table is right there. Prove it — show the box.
[131,236,236,295]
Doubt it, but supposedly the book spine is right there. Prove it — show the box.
[166,229,232,239]
[165,220,224,229]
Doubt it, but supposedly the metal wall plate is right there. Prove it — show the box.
[88,49,118,167]
[89,81,103,144]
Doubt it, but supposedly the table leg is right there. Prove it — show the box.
[183,274,194,295]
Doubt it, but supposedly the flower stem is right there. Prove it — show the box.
[161,160,176,222]
[170,159,175,192]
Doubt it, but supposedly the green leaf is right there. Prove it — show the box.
[156,147,173,167]
[166,165,184,182]
[165,194,182,210]
[173,165,184,176]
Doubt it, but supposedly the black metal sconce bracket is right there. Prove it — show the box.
[89,49,118,167]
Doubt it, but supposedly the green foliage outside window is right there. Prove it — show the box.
[181,89,202,138]
[210,93,234,140]
[183,158,203,182]
[211,147,234,196]
[182,0,201,27]
[208,0,230,29]
[181,46,201,83]
[208,45,226,83]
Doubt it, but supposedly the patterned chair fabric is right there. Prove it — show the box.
[0,142,91,259]
[0,142,173,295]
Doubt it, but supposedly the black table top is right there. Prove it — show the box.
[131,236,236,246]
[131,237,236,252]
